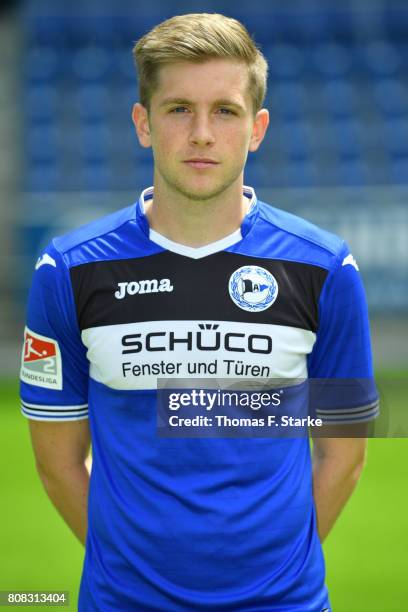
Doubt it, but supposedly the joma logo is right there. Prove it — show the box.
[115,279,174,300]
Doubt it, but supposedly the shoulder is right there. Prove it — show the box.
[53,204,136,255]
[46,202,158,269]
[255,200,347,270]
[257,201,343,255]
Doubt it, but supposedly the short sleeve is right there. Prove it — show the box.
[19,241,89,421]
[307,242,379,424]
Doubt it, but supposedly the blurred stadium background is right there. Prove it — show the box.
[0,0,407,610]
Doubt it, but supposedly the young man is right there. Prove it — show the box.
[21,13,379,611]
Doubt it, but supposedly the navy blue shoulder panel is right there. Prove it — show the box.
[259,201,343,255]
[229,200,345,272]
[53,203,163,268]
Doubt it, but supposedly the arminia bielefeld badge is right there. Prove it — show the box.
[228,266,278,312]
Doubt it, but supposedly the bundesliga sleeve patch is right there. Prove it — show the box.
[20,327,62,390]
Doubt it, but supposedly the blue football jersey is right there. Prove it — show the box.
[20,186,378,611]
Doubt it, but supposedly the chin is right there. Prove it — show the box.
[175,180,233,202]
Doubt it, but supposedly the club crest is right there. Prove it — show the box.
[228,266,278,312]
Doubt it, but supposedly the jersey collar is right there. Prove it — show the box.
[135,185,259,260]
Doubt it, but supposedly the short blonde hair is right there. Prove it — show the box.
[133,13,268,114]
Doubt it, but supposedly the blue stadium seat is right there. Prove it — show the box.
[266,44,304,79]
[131,157,154,189]
[75,84,112,122]
[26,85,58,123]
[60,164,85,191]
[384,8,408,39]
[117,48,138,82]
[71,46,112,82]
[110,84,137,122]
[391,157,408,184]
[374,78,408,117]
[25,46,59,83]
[363,40,401,77]
[280,120,312,162]
[326,10,355,42]
[290,12,330,44]
[287,159,318,188]
[27,124,59,163]
[245,156,278,188]
[384,118,408,158]
[108,126,136,161]
[272,83,307,121]
[333,118,362,160]
[315,161,340,187]
[338,159,369,186]
[26,161,60,191]
[313,43,352,78]
[80,125,111,163]
[323,79,355,118]
[82,161,113,190]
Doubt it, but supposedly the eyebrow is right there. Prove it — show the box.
[159,97,246,112]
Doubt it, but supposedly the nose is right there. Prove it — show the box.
[188,112,215,146]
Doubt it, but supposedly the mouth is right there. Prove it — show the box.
[184,159,219,169]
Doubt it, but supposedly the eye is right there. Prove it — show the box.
[218,108,235,115]
[170,106,189,113]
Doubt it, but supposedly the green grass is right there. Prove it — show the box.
[1,380,83,611]
[324,439,408,610]
[1,376,407,611]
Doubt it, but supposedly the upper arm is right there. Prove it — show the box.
[28,419,91,477]
[20,242,89,421]
[20,244,92,476]
[308,242,379,426]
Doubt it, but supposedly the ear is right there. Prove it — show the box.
[132,103,152,148]
[248,108,269,153]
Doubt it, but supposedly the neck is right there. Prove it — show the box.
[143,172,250,248]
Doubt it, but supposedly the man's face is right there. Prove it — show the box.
[133,59,269,201]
